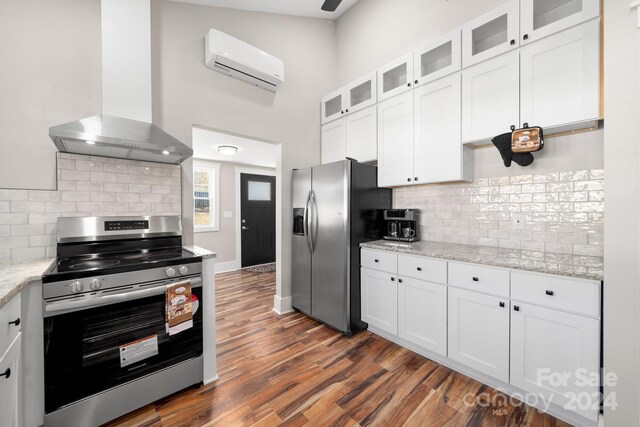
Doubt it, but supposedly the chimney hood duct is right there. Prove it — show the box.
[48,0,192,164]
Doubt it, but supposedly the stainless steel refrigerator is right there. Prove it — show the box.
[292,160,391,335]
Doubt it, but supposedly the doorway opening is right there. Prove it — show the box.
[191,126,280,274]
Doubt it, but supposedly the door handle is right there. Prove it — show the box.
[309,190,317,253]
[242,226,249,230]
[304,190,312,254]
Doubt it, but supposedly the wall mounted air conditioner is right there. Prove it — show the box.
[205,29,285,92]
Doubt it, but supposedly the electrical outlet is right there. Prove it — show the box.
[223,211,233,219]
[512,213,525,230]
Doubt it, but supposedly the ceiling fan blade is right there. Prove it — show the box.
[321,0,343,12]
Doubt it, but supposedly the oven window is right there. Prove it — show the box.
[44,286,203,413]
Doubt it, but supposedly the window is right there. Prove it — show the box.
[193,161,220,232]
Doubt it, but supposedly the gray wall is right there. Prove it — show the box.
[151,1,336,304]
[0,0,102,190]
[603,2,640,425]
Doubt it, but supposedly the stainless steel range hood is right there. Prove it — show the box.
[49,115,192,164]
[48,0,192,165]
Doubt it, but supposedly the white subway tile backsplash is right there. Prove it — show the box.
[0,153,181,261]
[394,169,604,256]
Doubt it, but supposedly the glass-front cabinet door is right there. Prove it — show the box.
[321,88,344,124]
[520,0,600,45]
[462,0,520,68]
[413,28,461,87]
[377,53,414,102]
[346,72,377,114]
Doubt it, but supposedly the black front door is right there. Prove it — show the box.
[240,173,276,267]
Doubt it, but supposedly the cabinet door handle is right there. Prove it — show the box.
[374,259,379,263]
[514,305,520,311]
[416,267,422,271]
[414,80,419,85]
[390,277,395,282]
[499,302,505,308]
[407,82,411,87]
[8,318,20,327]
[407,178,411,182]
[341,110,344,114]
[414,177,418,181]
[0,368,10,379]
[472,277,479,282]
[523,34,529,40]
[545,290,554,296]
[345,109,349,113]
[510,39,516,45]
[398,278,403,283]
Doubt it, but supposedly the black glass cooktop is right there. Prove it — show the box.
[42,247,202,283]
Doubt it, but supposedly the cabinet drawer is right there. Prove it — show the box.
[511,271,601,318]
[398,254,447,284]
[361,249,397,273]
[448,262,510,297]
[0,294,21,358]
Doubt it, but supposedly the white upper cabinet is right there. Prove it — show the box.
[520,0,600,44]
[414,74,472,184]
[321,89,344,124]
[520,19,600,130]
[462,51,520,144]
[345,105,377,163]
[321,73,377,124]
[377,91,414,187]
[510,303,600,422]
[377,54,414,102]
[346,72,377,114]
[321,119,346,164]
[413,29,461,87]
[462,0,520,68]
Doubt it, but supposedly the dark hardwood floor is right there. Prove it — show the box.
[106,269,570,427]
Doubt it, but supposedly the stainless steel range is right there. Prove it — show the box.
[41,216,204,427]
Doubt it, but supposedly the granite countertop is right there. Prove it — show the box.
[0,259,54,308]
[360,240,603,281]
[183,245,217,260]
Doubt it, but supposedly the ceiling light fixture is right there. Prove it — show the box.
[217,145,238,155]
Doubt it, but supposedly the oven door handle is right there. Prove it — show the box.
[44,277,202,315]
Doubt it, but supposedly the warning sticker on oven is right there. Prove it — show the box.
[120,335,159,368]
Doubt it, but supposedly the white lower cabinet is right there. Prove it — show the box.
[0,333,21,427]
[361,268,397,335]
[447,287,510,382]
[510,302,600,422]
[398,277,447,356]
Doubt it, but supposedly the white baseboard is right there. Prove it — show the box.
[215,260,240,273]
[203,374,219,386]
[273,295,293,315]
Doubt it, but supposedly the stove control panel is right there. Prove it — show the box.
[166,267,176,277]
[90,278,102,291]
[179,265,189,275]
[104,220,149,231]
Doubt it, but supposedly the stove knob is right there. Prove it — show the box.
[70,281,84,293]
[166,267,176,277]
[179,265,189,275]
[90,279,102,291]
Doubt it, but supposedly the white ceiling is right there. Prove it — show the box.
[193,127,278,168]
[167,0,359,19]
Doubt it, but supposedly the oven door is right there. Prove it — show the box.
[43,276,203,414]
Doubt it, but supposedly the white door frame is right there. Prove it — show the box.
[234,167,277,271]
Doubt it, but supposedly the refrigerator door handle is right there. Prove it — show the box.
[304,190,313,254]
[310,189,317,253]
